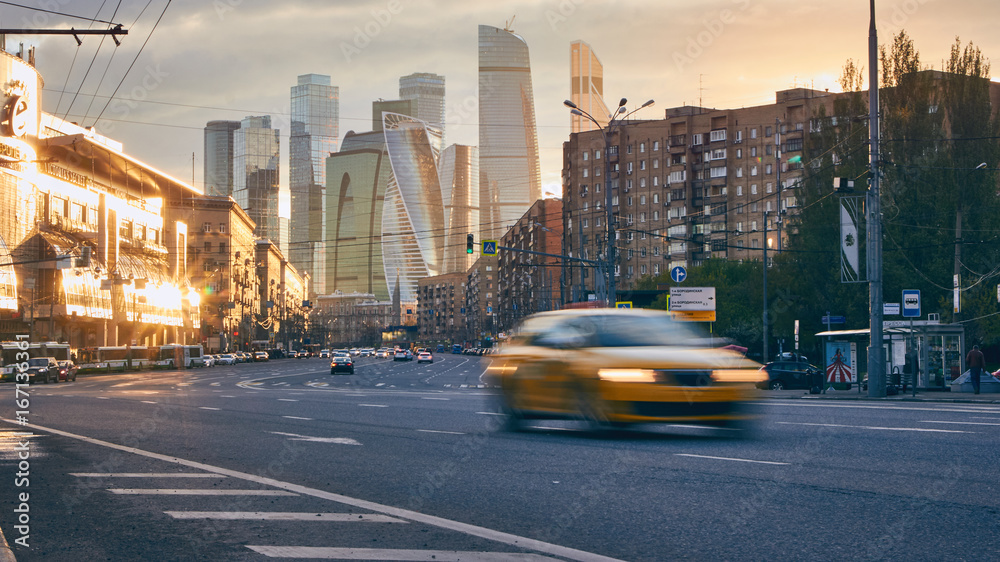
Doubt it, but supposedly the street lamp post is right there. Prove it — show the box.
[565,97,654,306]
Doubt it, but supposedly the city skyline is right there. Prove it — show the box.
[15,0,998,212]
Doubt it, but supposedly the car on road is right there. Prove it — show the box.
[490,308,764,431]
[295,350,310,359]
[319,349,330,358]
[375,348,389,358]
[202,355,216,367]
[393,349,413,361]
[253,351,269,362]
[330,355,354,375]
[25,357,59,384]
[56,360,78,382]
[756,359,824,391]
[417,352,433,364]
[216,354,237,365]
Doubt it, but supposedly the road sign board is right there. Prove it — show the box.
[670,266,687,283]
[482,240,498,256]
[616,301,632,309]
[821,315,846,324]
[883,303,900,315]
[671,310,716,322]
[902,290,920,318]
[668,287,715,311]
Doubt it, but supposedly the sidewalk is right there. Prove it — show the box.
[763,387,1000,404]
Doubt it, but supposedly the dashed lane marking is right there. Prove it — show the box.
[282,416,314,421]
[165,511,407,522]
[417,429,465,435]
[109,489,297,496]
[72,473,225,478]
[675,454,789,466]
[246,547,563,560]
[777,421,974,433]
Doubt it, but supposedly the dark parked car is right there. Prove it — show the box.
[757,359,824,391]
[25,357,59,384]
[330,355,354,375]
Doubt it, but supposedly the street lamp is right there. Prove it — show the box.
[954,162,989,320]
[564,96,655,306]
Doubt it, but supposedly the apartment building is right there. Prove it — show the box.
[416,272,467,344]
[496,198,564,333]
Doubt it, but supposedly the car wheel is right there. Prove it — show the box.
[576,391,613,431]
[769,380,785,391]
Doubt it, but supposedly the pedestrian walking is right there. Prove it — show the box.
[966,344,986,395]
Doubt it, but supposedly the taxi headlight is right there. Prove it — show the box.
[598,369,657,383]
[711,369,768,383]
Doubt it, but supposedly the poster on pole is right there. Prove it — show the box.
[825,340,856,384]
[840,197,865,283]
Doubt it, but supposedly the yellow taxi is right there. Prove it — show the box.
[488,308,765,430]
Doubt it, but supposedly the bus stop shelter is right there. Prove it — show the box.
[816,320,965,391]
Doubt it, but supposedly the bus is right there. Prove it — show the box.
[0,342,72,381]
[156,344,205,368]
[452,343,463,354]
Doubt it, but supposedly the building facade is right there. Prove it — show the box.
[416,272,467,344]
[561,88,842,299]
[203,120,240,197]
[324,130,391,300]
[496,199,564,333]
[233,115,280,245]
[255,239,308,352]
[464,254,498,346]
[478,24,542,242]
[399,72,446,143]
[313,291,392,348]
[381,112,445,304]
[570,40,609,134]
[438,144,479,274]
[289,74,338,295]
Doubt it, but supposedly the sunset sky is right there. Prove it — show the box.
[6,0,998,213]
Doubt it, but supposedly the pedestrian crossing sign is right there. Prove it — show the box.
[483,240,498,256]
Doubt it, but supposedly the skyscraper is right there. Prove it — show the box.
[399,72,445,143]
[325,130,392,300]
[204,120,240,197]
[438,144,479,274]
[233,115,280,243]
[478,24,541,243]
[381,112,445,304]
[289,74,338,294]
[570,40,610,133]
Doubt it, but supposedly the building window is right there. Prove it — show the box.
[640,212,646,223]
[736,168,743,178]
[737,185,743,196]
[203,222,212,233]
[766,182,773,193]
[766,126,773,137]
[595,167,601,177]
[709,129,726,142]
[582,218,589,228]
[653,141,659,151]
[204,241,212,252]
[219,242,227,254]
[751,146,758,158]
[583,151,589,161]
[640,195,646,205]
[583,168,589,178]
[692,133,703,146]
[751,128,757,139]
[766,163,773,175]
[653,158,659,169]
[766,145,773,156]
[639,177,646,188]
[751,166,758,177]
[751,184,758,195]
[653,176,660,187]
[653,210,659,221]
[595,149,601,160]
[640,160,646,171]
[219,223,227,234]
[653,193,659,204]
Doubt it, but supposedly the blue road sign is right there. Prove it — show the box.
[670,266,687,283]
[482,240,498,256]
[902,290,921,318]
[821,315,846,324]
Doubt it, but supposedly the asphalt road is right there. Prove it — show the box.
[1,353,998,561]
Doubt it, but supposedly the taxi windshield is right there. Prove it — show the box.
[513,312,709,348]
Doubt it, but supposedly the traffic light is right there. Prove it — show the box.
[467,233,474,254]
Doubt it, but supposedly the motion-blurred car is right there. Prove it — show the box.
[202,355,216,367]
[56,360,78,382]
[319,349,331,358]
[756,359,824,391]
[489,308,764,431]
[295,350,310,359]
[253,351,269,362]
[25,357,59,384]
[393,349,413,361]
[216,354,236,365]
[330,355,354,375]
[417,352,433,364]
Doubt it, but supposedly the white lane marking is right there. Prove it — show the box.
[278,399,299,402]
[109,489,296,496]
[245,547,562,560]
[417,429,466,435]
[763,401,1000,414]
[675,454,789,466]
[919,420,1000,426]
[422,397,449,401]
[476,412,505,416]
[97,396,109,400]
[140,400,157,404]
[270,431,361,445]
[72,473,225,478]
[972,416,1000,420]
[358,404,388,408]
[777,421,973,433]
[5,419,627,562]
[221,395,236,398]
[210,382,221,386]
[199,407,221,411]
[282,416,314,421]
[165,511,407,522]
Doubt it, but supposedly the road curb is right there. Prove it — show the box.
[764,392,1000,404]
[0,526,16,562]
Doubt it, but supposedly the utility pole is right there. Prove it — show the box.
[867,0,886,397]
[763,211,769,363]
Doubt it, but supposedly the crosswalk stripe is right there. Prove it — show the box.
[108,489,296,496]
[245,546,562,560]
[164,511,407,522]
[72,473,225,478]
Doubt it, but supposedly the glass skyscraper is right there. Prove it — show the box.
[438,144,479,274]
[381,112,445,304]
[399,72,445,144]
[204,120,240,197]
[570,41,609,133]
[290,74,338,294]
[233,115,280,243]
[478,25,541,243]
